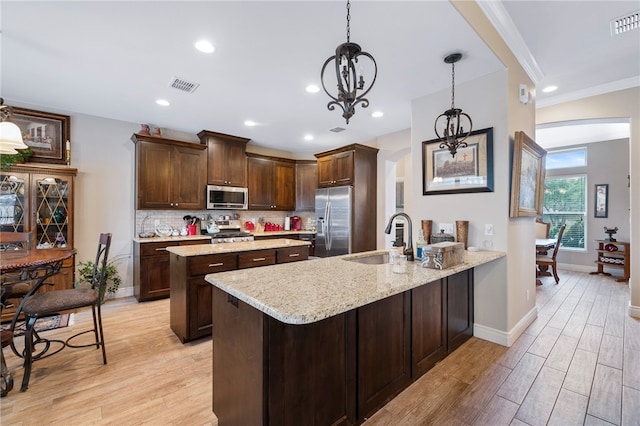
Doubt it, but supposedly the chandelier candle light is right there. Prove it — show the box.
[434,53,473,158]
[321,0,377,124]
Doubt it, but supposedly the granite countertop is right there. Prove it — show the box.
[133,235,212,243]
[253,230,316,237]
[166,238,310,256]
[205,249,505,325]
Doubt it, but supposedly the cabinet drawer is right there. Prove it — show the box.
[189,253,238,276]
[239,250,276,269]
[276,246,309,264]
[140,241,180,257]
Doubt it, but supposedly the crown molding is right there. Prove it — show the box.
[477,0,544,84]
[536,76,640,109]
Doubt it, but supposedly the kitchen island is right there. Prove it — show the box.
[206,249,505,425]
[166,238,310,342]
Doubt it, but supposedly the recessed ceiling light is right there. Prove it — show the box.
[304,134,314,141]
[156,99,170,106]
[371,111,384,118]
[542,85,558,93]
[244,120,257,127]
[195,40,215,53]
[306,84,320,93]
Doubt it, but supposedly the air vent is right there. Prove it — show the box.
[329,127,346,133]
[168,77,200,93]
[611,11,639,35]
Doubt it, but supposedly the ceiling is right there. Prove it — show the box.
[2,1,638,155]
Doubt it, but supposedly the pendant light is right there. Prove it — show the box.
[321,0,377,124]
[434,53,472,158]
[0,98,28,154]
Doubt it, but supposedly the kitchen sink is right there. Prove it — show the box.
[344,253,390,265]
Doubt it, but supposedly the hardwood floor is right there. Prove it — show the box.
[1,270,638,425]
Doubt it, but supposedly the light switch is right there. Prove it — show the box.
[440,223,454,234]
[485,224,494,236]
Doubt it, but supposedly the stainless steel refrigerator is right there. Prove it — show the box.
[315,186,352,257]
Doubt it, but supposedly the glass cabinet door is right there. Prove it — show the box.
[33,174,72,249]
[0,172,28,233]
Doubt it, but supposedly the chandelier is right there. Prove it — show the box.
[321,0,377,124]
[434,53,472,158]
[0,98,28,154]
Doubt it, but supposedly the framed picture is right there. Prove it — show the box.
[594,183,608,218]
[422,127,494,195]
[510,131,546,217]
[12,106,70,165]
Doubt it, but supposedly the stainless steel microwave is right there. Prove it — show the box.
[206,185,248,210]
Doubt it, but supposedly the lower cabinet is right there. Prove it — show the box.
[211,268,474,424]
[134,239,208,302]
[170,247,309,343]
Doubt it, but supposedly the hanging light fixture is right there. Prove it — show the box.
[0,98,28,154]
[434,53,472,158]
[321,0,377,124]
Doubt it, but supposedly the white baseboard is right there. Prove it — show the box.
[630,302,640,318]
[113,286,134,299]
[556,263,593,273]
[474,306,537,347]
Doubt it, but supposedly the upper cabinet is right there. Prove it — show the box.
[316,150,354,187]
[295,161,317,211]
[198,130,250,187]
[132,134,207,210]
[247,154,295,211]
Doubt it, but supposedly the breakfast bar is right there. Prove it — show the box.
[206,249,505,425]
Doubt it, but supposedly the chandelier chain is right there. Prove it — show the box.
[346,0,351,43]
[450,62,455,110]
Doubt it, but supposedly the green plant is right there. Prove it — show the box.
[1,147,34,170]
[75,254,127,303]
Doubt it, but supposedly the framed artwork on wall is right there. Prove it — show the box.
[422,127,494,195]
[510,130,546,217]
[12,106,70,165]
[594,183,608,218]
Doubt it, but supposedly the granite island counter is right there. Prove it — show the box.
[206,249,505,425]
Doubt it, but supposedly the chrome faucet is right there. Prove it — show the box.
[384,212,414,261]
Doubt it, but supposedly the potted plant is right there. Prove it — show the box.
[74,254,127,303]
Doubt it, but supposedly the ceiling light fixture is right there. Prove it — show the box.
[195,40,215,53]
[156,99,170,106]
[434,53,472,158]
[244,120,257,127]
[542,85,558,93]
[371,111,384,118]
[0,97,29,154]
[306,85,320,93]
[320,0,377,124]
[304,134,314,141]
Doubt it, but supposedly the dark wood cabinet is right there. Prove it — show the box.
[447,269,474,352]
[132,134,207,210]
[134,239,207,302]
[197,130,249,187]
[315,144,378,254]
[411,279,447,378]
[297,234,315,257]
[357,292,411,420]
[247,154,295,211]
[238,249,276,269]
[295,161,317,211]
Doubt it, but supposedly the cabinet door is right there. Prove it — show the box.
[333,151,354,185]
[317,156,335,187]
[32,173,74,250]
[189,276,213,340]
[0,171,29,234]
[206,138,228,186]
[247,157,273,210]
[173,145,207,210]
[273,161,295,211]
[412,279,447,378]
[447,269,474,352]
[226,142,247,187]
[357,292,411,421]
[140,252,171,300]
[296,163,317,211]
[137,142,173,209]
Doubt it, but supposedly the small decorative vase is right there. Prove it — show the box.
[421,220,432,244]
[139,124,151,136]
[456,220,469,249]
[152,127,162,137]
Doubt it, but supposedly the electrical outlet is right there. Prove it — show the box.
[485,224,493,236]
[440,223,454,234]
[154,219,160,227]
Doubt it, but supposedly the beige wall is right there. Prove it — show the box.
[537,87,640,316]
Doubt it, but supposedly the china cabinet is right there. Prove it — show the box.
[0,163,76,322]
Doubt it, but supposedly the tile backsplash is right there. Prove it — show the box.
[136,210,315,235]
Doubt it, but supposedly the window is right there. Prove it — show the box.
[546,147,587,169]
[542,175,587,250]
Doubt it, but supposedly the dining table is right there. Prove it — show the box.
[1,248,76,396]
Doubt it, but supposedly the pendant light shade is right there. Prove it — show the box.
[321,0,377,124]
[0,98,28,154]
[434,53,472,158]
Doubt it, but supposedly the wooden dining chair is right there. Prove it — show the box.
[536,225,566,284]
[535,219,550,239]
[19,233,111,392]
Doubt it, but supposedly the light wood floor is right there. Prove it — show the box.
[1,270,639,425]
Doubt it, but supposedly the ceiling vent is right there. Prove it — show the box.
[168,77,200,93]
[329,127,346,133]
[610,11,639,35]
